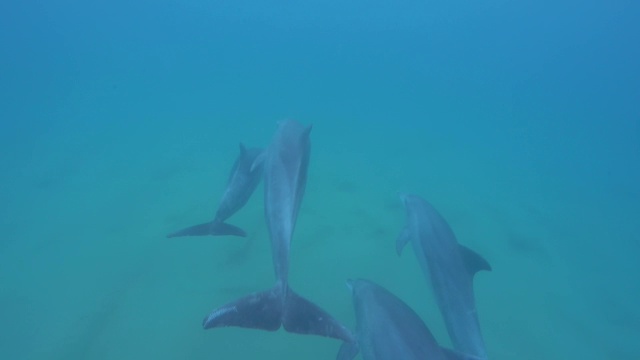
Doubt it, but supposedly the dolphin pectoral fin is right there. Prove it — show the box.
[336,341,359,360]
[202,287,283,331]
[440,347,484,360]
[210,221,247,237]
[166,222,214,238]
[396,226,411,255]
[458,245,492,275]
[249,151,266,173]
[282,287,355,342]
[166,221,247,238]
[301,124,313,140]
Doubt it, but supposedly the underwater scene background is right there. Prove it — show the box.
[1,0,638,359]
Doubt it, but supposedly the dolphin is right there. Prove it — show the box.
[337,278,479,360]
[201,120,354,343]
[396,194,491,359]
[166,144,264,238]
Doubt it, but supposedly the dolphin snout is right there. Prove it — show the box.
[345,279,355,292]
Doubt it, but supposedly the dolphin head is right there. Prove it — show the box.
[345,279,355,292]
[399,193,422,208]
[399,193,427,220]
[345,279,378,301]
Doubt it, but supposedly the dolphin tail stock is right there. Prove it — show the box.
[202,283,354,343]
[166,220,247,238]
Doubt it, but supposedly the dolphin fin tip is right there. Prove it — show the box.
[203,287,283,331]
[282,287,355,343]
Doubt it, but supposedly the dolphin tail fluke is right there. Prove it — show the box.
[336,341,359,360]
[202,287,283,331]
[202,284,354,343]
[166,222,214,238]
[210,221,247,237]
[166,221,246,238]
[283,286,355,343]
[440,347,486,360]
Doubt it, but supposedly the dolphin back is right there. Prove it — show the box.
[398,194,491,359]
[214,144,265,221]
[343,279,453,360]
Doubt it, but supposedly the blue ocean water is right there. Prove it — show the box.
[1,1,638,359]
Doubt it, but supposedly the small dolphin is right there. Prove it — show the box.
[201,120,354,343]
[397,194,491,359]
[166,144,264,238]
[337,278,478,360]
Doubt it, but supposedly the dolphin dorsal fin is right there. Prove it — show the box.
[459,245,491,276]
[396,225,411,256]
[239,142,247,156]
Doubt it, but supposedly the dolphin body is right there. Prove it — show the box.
[201,120,354,343]
[166,144,264,238]
[397,194,491,359]
[337,279,477,360]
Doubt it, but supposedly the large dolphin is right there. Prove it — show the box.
[201,120,354,343]
[337,278,478,360]
[397,194,491,359]
[166,144,264,238]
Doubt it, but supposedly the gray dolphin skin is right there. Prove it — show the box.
[166,144,264,238]
[337,279,475,360]
[397,194,491,359]
[201,120,354,343]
